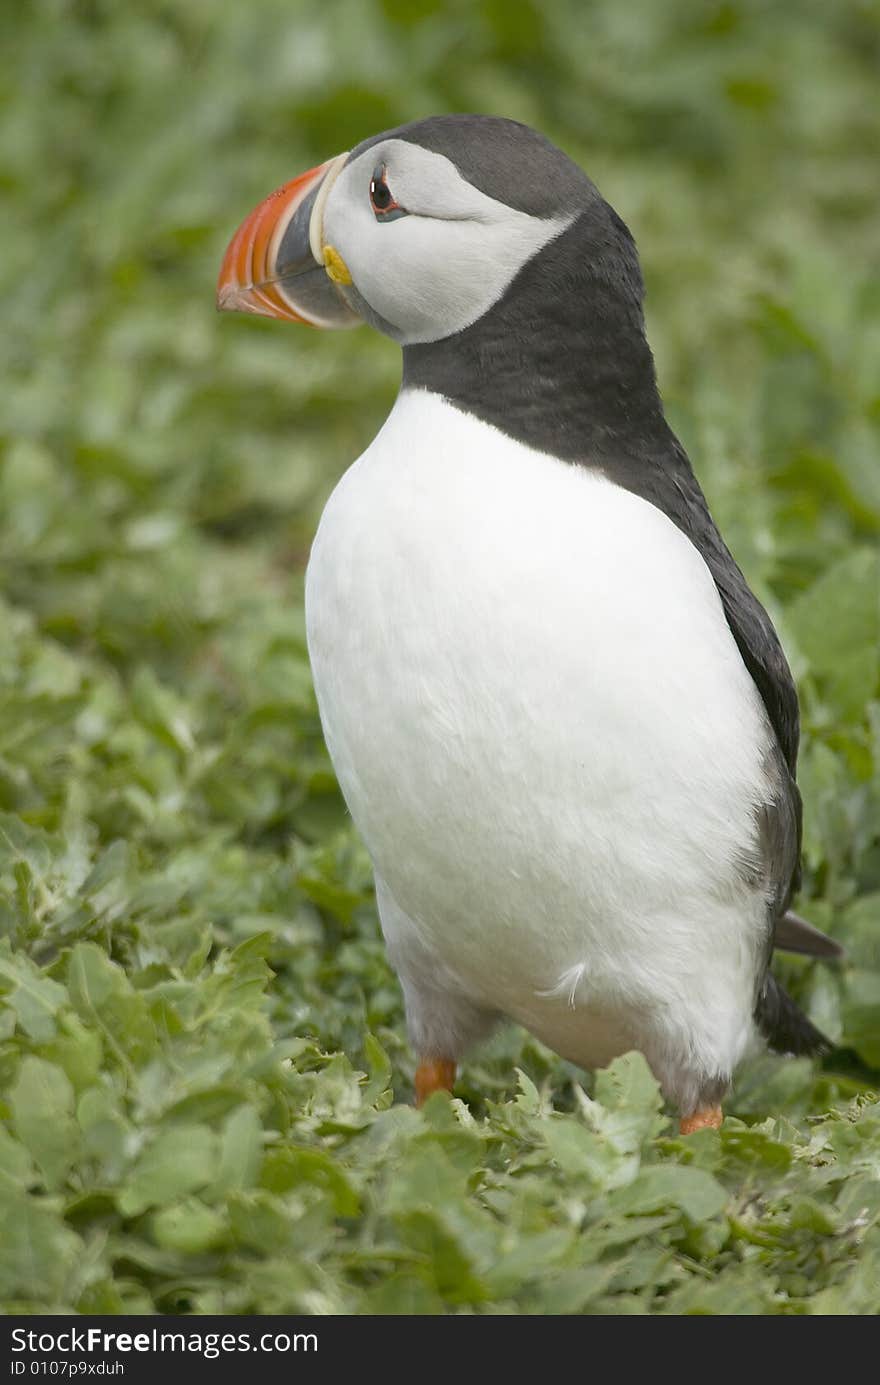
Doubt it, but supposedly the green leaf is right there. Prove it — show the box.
[513,1066,541,1115]
[212,1104,263,1194]
[9,1056,79,1191]
[544,1116,632,1189]
[0,1123,35,1193]
[361,1031,393,1107]
[77,1086,132,1180]
[227,1191,299,1255]
[361,1270,446,1315]
[393,1209,487,1302]
[152,1198,227,1252]
[594,1051,663,1115]
[787,548,880,676]
[261,1147,359,1217]
[662,1265,776,1315]
[66,942,152,1061]
[118,1125,217,1217]
[719,1123,793,1172]
[0,945,68,1041]
[44,1013,104,1092]
[0,1190,83,1302]
[611,1165,728,1223]
[787,1197,839,1235]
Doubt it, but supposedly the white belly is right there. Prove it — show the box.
[305,390,773,1082]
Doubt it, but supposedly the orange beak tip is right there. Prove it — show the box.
[216,154,357,329]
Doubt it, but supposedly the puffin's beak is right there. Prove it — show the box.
[216,152,360,329]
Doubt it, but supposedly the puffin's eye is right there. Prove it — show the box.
[369,164,406,221]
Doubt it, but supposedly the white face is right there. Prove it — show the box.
[320,139,574,346]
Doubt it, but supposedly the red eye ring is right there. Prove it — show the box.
[369,163,405,220]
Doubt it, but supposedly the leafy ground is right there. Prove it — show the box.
[1,0,879,1314]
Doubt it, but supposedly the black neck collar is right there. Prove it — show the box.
[402,206,674,466]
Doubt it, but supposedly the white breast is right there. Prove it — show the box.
[305,390,774,1097]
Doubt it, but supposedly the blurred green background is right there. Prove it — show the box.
[1,0,879,1314]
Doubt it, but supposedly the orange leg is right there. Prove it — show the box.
[679,1105,723,1135]
[414,1058,456,1107]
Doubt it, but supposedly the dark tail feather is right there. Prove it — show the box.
[774,909,844,960]
[756,972,832,1056]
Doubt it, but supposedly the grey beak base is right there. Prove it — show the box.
[275,176,361,328]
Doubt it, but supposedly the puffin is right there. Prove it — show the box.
[217,115,841,1134]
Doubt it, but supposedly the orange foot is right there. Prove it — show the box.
[680,1105,723,1135]
[415,1057,456,1107]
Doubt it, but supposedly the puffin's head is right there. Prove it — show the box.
[216,116,597,346]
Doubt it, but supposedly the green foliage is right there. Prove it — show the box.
[1,0,879,1313]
